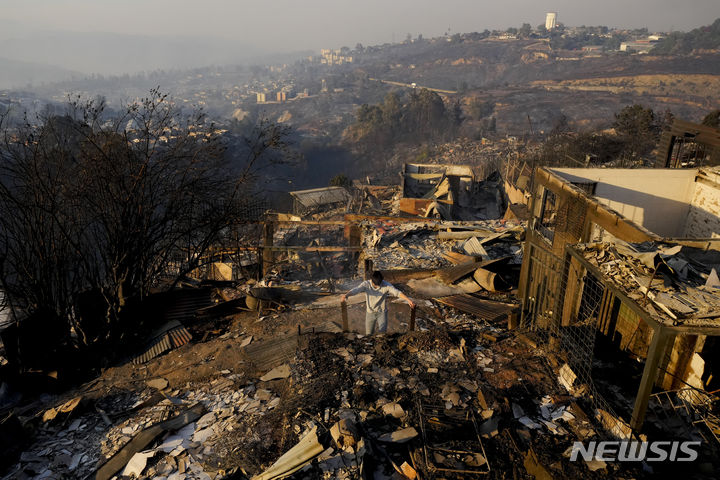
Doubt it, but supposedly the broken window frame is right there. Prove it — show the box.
[415,401,491,476]
[669,136,712,168]
[648,388,720,446]
[571,181,597,196]
[534,187,557,245]
[670,136,709,168]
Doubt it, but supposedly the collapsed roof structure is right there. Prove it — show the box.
[289,187,351,215]
[656,119,720,169]
[520,166,720,436]
[399,163,504,221]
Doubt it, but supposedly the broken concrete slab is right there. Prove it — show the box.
[92,404,204,480]
[260,364,291,382]
[146,378,169,391]
[121,451,155,477]
[377,427,418,443]
[380,403,405,419]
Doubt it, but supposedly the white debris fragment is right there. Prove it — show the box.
[381,402,405,418]
[518,416,542,429]
[121,451,155,477]
[158,436,184,453]
[377,427,418,443]
[260,363,292,381]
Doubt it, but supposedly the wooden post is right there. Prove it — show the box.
[364,259,374,280]
[344,218,363,266]
[508,311,519,330]
[561,255,584,326]
[630,326,674,432]
[256,247,263,281]
[262,221,275,277]
[409,305,416,331]
[315,250,335,293]
[341,301,349,332]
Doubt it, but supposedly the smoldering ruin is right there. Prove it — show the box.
[1,118,720,480]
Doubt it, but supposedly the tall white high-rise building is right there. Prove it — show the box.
[545,12,557,30]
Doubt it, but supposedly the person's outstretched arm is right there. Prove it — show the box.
[397,291,415,309]
[385,282,415,309]
[341,282,366,303]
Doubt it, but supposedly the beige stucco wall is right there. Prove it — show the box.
[685,169,720,238]
[551,168,697,238]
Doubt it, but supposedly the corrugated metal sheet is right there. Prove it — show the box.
[463,237,488,257]
[436,293,518,323]
[132,320,193,364]
[161,289,213,323]
[243,333,308,373]
[0,290,11,330]
[252,426,324,480]
[289,187,350,208]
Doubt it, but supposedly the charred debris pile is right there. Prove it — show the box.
[0,166,718,480]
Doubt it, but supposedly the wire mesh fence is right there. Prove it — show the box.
[520,242,562,336]
[647,389,720,446]
[521,243,634,438]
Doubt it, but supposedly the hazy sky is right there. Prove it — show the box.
[2,0,719,52]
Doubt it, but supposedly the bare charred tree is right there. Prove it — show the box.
[0,89,292,370]
[612,104,659,164]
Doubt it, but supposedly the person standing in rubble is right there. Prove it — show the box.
[341,271,415,335]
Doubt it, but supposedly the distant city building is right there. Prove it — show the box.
[545,12,557,30]
[318,48,353,66]
[256,93,266,104]
[620,39,656,54]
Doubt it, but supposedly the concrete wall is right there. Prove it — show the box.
[551,168,697,238]
[504,180,527,205]
[684,169,720,238]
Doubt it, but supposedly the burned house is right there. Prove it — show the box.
[656,118,720,169]
[399,163,504,220]
[520,166,720,435]
[289,186,351,216]
[6,159,720,478]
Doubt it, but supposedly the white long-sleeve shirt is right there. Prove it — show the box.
[346,280,402,313]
